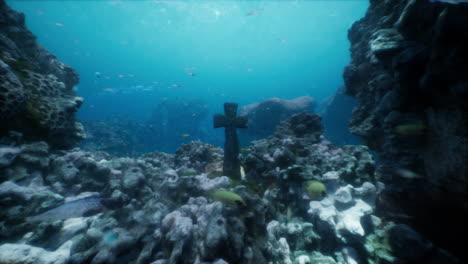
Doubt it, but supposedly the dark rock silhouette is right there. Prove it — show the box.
[344,0,468,261]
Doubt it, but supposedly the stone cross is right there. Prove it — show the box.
[214,103,247,180]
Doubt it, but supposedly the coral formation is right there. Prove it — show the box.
[244,112,374,188]
[0,0,83,148]
[0,112,460,263]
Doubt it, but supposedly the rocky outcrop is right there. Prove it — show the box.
[244,112,375,188]
[240,96,316,139]
[344,0,468,260]
[0,0,83,148]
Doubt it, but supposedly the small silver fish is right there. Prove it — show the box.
[246,8,264,16]
[393,168,423,179]
[26,196,103,222]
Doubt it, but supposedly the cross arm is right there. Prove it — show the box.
[233,115,248,128]
[214,114,228,128]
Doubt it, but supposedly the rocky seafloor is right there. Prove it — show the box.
[0,113,460,264]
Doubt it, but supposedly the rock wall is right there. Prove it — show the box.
[0,0,84,148]
[344,0,468,260]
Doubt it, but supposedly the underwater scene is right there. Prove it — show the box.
[0,0,467,263]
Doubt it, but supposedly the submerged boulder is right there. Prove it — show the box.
[240,96,316,139]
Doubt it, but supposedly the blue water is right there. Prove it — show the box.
[8,0,368,152]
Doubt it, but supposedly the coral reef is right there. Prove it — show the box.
[344,0,468,260]
[0,112,460,263]
[240,96,316,139]
[80,119,144,157]
[0,0,84,148]
[244,112,374,189]
[175,141,224,175]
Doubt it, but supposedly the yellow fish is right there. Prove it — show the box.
[394,123,426,136]
[208,189,246,207]
[286,206,292,223]
[181,134,190,138]
[304,180,327,200]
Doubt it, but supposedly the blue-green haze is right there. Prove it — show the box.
[8,0,367,121]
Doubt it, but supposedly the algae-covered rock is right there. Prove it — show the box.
[365,223,396,264]
[0,145,21,167]
[0,241,72,264]
[308,251,337,264]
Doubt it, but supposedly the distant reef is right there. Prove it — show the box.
[344,0,468,260]
[319,86,361,146]
[0,0,84,149]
